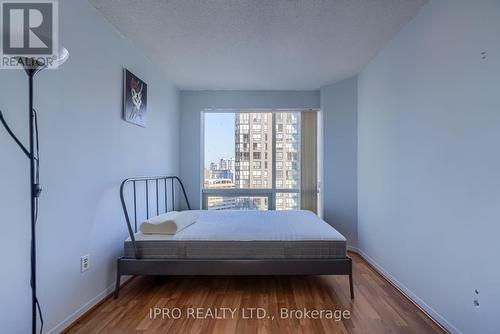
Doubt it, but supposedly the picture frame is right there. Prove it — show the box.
[123,68,147,127]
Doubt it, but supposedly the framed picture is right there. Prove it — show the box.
[123,69,147,127]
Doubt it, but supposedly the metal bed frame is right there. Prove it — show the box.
[114,176,354,299]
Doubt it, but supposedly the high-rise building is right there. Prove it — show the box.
[207,157,235,182]
[275,112,300,210]
[235,113,272,190]
[234,112,300,210]
[204,179,237,210]
[219,157,235,171]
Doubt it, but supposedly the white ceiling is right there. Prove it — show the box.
[89,0,428,90]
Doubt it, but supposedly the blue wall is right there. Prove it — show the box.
[0,0,180,332]
[179,90,320,209]
[357,1,500,332]
[320,77,358,247]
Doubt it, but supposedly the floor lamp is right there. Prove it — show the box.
[0,46,69,334]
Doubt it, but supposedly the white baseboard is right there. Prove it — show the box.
[347,245,358,253]
[348,246,460,334]
[47,276,131,334]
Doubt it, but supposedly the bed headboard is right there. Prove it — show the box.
[120,176,191,258]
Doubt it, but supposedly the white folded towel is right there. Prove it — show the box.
[139,210,198,235]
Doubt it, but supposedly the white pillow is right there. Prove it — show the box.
[140,211,198,235]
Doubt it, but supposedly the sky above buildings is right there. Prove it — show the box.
[204,113,235,167]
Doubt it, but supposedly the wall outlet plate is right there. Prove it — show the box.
[80,254,90,272]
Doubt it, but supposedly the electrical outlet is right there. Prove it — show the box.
[80,254,90,273]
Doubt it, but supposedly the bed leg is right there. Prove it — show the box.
[348,257,354,299]
[349,273,354,299]
[114,259,121,299]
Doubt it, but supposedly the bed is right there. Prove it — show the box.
[115,176,353,299]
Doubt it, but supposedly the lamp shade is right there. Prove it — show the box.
[55,46,69,66]
[17,46,69,75]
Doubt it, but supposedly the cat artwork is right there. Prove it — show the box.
[123,69,148,127]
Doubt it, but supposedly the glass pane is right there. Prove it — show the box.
[204,111,305,211]
[275,112,300,189]
[207,196,268,210]
[235,112,272,189]
[204,113,236,189]
[276,193,299,210]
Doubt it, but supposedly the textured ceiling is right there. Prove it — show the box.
[88,0,428,90]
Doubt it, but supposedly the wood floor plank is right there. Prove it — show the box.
[64,253,446,334]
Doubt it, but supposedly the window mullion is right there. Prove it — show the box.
[270,112,277,210]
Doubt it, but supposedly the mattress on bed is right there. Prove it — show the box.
[124,210,347,259]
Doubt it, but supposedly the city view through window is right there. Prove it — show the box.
[203,112,301,210]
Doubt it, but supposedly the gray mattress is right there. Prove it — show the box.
[125,239,346,259]
[124,210,347,259]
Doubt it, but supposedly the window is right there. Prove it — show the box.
[239,124,249,133]
[252,179,262,186]
[236,152,250,161]
[203,111,302,210]
[276,193,299,210]
[239,113,249,123]
[252,113,261,122]
[252,124,262,132]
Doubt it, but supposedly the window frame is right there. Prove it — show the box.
[201,109,315,211]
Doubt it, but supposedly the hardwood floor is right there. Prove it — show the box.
[65,253,445,334]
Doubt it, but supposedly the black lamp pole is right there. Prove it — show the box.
[1,49,68,333]
[0,69,40,334]
[28,68,37,334]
